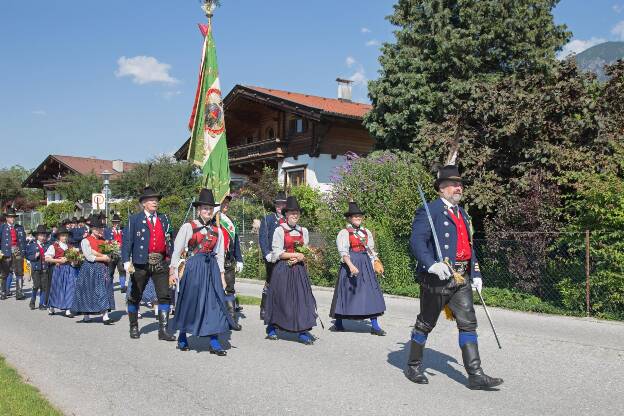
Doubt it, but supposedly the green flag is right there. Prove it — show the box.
[187,23,230,202]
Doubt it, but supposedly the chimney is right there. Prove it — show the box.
[336,78,353,102]
[112,159,124,173]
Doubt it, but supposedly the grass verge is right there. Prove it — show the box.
[0,355,63,416]
[236,294,261,306]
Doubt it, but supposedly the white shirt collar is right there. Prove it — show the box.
[144,210,157,218]
[440,198,455,210]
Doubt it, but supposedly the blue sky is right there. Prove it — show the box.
[1,0,623,170]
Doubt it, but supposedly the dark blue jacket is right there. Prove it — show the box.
[227,232,243,262]
[409,198,481,279]
[70,227,86,246]
[0,223,27,257]
[25,240,49,271]
[258,212,282,259]
[122,212,173,265]
[103,226,123,242]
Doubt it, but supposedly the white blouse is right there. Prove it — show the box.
[170,220,225,274]
[81,239,99,262]
[44,241,68,259]
[336,227,377,262]
[269,223,309,263]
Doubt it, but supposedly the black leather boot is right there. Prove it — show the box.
[226,300,242,331]
[404,339,428,384]
[128,311,140,339]
[234,296,243,312]
[15,279,24,300]
[260,291,267,320]
[0,277,6,300]
[158,310,176,341]
[461,342,504,390]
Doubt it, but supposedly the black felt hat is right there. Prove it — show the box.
[34,224,49,235]
[434,165,463,191]
[111,213,121,222]
[344,201,365,217]
[273,191,287,203]
[89,217,105,229]
[56,226,70,235]
[192,188,219,207]
[138,186,163,203]
[5,207,18,217]
[281,196,302,215]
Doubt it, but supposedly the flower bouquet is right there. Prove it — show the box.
[288,241,318,267]
[64,247,84,267]
[99,241,120,257]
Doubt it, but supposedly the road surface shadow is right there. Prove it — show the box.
[183,332,235,353]
[328,319,374,333]
[387,341,467,385]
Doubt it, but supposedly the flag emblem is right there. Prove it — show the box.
[204,88,225,136]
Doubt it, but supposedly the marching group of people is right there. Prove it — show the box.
[0,166,503,389]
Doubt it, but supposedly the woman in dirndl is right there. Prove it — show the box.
[329,201,386,335]
[168,188,239,355]
[45,225,78,317]
[71,217,115,324]
[264,196,318,345]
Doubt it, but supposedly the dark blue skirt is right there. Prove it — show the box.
[264,260,317,332]
[168,253,234,337]
[126,277,157,304]
[329,251,386,319]
[48,264,78,310]
[71,261,115,313]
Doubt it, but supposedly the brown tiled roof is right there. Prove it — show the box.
[52,155,137,177]
[245,86,372,119]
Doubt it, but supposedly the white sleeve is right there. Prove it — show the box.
[216,227,225,273]
[336,229,350,260]
[170,223,193,270]
[81,239,96,262]
[44,245,55,260]
[302,227,309,246]
[269,227,285,263]
[366,229,378,261]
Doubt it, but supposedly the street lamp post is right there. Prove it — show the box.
[101,170,112,227]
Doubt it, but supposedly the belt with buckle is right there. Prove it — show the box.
[453,261,469,275]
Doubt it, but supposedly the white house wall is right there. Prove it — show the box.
[278,154,345,193]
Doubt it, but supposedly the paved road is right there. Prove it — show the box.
[0,278,623,416]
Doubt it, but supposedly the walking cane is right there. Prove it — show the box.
[474,287,502,349]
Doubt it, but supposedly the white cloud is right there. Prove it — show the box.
[365,39,381,47]
[557,37,606,59]
[612,20,624,40]
[345,56,356,68]
[361,27,371,33]
[614,4,624,14]
[349,66,367,86]
[31,110,47,116]
[115,56,179,85]
[163,90,182,99]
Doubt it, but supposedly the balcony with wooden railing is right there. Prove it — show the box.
[228,138,284,165]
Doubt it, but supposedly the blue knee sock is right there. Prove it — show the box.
[31,289,38,300]
[298,332,311,343]
[371,318,381,331]
[209,335,222,350]
[127,304,138,313]
[334,318,344,330]
[39,291,46,305]
[119,275,126,288]
[178,332,188,347]
[159,304,169,312]
[411,331,428,345]
[459,331,478,348]
[266,325,276,337]
[6,274,13,291]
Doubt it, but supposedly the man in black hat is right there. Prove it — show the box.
[258,191,288,319]
[25,224,51,309]
[0,208,27,300]
[122,186,176,341]
[104,214,127,293]
[405,165,503,390]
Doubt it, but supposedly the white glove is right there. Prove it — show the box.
[123,261,131,274]
[428,262,452,280]
[235,261,244,273]
[471,277,483,293]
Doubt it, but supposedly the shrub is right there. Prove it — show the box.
[38,201,75,227]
